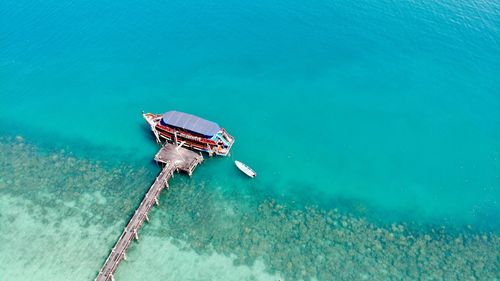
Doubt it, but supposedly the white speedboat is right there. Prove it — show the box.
[235,160,256,178]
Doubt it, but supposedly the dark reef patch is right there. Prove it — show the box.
[1,136,498,280]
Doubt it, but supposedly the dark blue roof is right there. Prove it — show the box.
[160,111,220,137]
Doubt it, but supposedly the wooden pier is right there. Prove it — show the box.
[95,143,203,281]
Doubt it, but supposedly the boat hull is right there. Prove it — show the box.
[143,112,234,156]
[235,160,256,178]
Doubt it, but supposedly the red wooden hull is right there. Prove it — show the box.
[143,112,234,156]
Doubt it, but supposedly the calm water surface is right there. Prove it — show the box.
[0,0,498,280]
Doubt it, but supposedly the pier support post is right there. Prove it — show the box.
[155,197,159,206]
[123,253,127,261]
[145,214,149,222]
[134,230,139,241]
[111,274,115,281]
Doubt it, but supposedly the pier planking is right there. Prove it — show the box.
[95,144,203,281]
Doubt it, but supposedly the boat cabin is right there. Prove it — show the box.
[143,111,234,156]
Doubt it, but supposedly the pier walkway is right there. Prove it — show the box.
[95,144,203,281]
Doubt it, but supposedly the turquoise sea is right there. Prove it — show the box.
[1,0,499,280]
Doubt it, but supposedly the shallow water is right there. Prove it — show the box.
[1,0,499,280]
[0,138,498,280]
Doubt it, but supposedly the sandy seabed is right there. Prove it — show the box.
[0,137,498,281]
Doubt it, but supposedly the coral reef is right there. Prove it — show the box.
[0,137,498,280]
[154,176,499,280]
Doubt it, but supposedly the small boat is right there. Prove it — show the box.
[235,160,256,178]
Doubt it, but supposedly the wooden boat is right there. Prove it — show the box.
[143,111,235,156]
[235,160,256,178]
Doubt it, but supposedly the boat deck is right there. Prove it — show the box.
[94,143,203,281]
